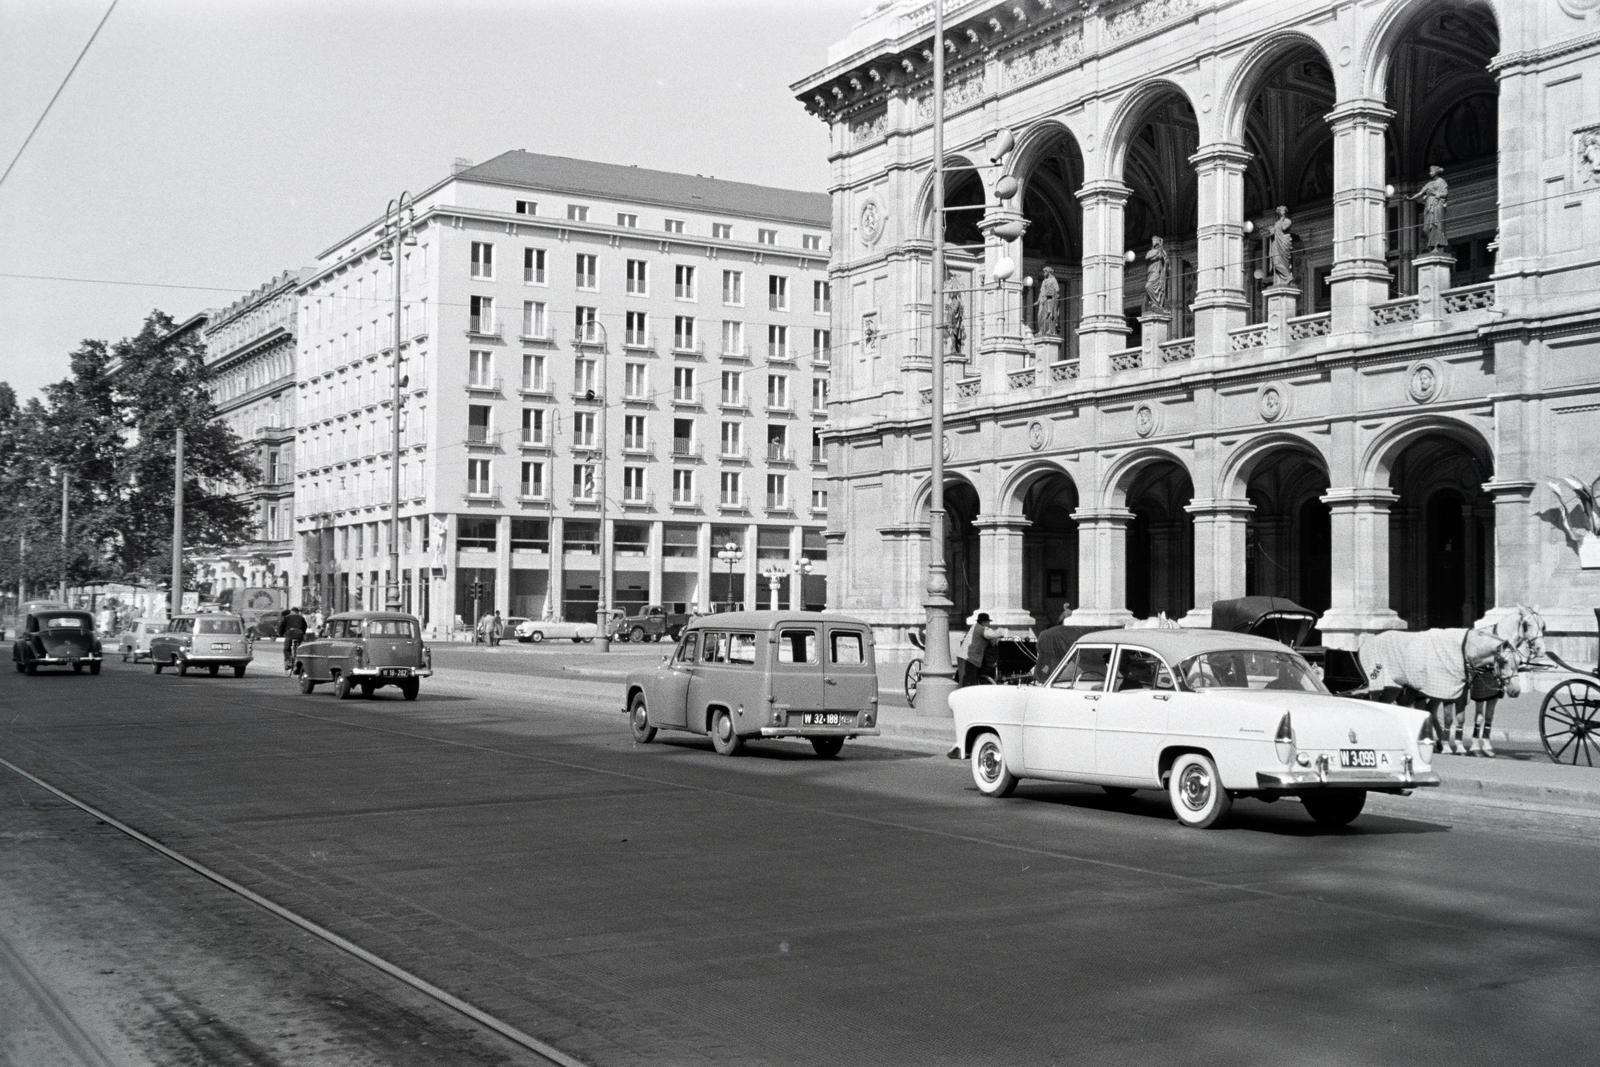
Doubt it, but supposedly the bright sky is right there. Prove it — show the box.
[0,0,863,401]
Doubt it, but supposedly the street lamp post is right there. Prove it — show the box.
[378,192,418,613]
[791,556,814,611]
[762,563,786,611]
[717,540,743,612]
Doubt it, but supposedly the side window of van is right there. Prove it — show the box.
[830,631,865,665]
[728,632,757,665]
[702,632,724,663]
[675,632,700,665]
[777,628,818,664]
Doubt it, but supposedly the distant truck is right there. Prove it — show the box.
[615,605,691,643]
[216,586,286,638]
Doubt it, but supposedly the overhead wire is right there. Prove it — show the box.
[0,0,120,190]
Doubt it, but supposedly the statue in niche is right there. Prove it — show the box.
[944,273,965,355]
[1268,206,1295,287]
[1035,266,1062,336]
[1411,165,1449,251]
[1144,236,1168,312]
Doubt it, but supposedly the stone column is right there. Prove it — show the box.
[1189,143,1252,357]
[548,515,565,618]
[647,520,664,606]
[495,515,512,614]
[1483,480,1537,608]
[1318,488,1406,649]
[1326,99,1394,333]
[1069,507,1136,627]
[1183,498,1255,627]
[1074,179,1132,377]
[695,521,714,613]
[974,515,1031,628]
[979,208,1031,375]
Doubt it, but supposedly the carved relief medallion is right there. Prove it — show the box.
[1133,403,1158,438]
[1027,420,1048,451]
[1576,125,1600,184]
[1257,384,1287,423]
[859,197,885,247]
[1406,359,1444,404]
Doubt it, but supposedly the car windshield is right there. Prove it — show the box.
[365,619,417,638]
[197,619,243,634]
[1178,649,1328,694]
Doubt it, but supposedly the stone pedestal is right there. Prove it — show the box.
[1140,311,1171,362]
[1263,286,1300,346]
[1414,251,1455,321]
[1033,333,1063,366]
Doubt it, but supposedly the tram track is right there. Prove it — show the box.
[0,754,588,1067]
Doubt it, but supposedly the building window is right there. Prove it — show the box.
[575,253,597,290]
[571,411,595,449]
[521,460,545,498]
[567,204,589,222]
[812,329,831,362]
[626,259,648,295]
[712,222,732,240]
[673,366,696,403]
[574,463,596,500]
[467,458,491,496]
[812,429,826,464]
[811,488,828,512]
[469,349,493,387]
[766,373,789,410]
[758,228,777,245]
[720,420,742,457]
[767,325,788,360]
[266,449,281,483]
[623,466,646,503]
[721,320,744,356]
[768,275,789,311]
[766,425,788,463]
[664,217,684,234]
[674,264,696,300]
[573,305,598,344]
[467,404,492,444]
[521,352,547,392]
[673,315,697,352]
[470,241,494,279]
[624,361,647,399]
[625,310,649,347]
[524,248,546,284]
[672,469,694,504]
[722,269,743,306]
[521,407,546,446]
[623,413,646,450]
[522,300,547,339]
[469,295,495,335]
[515,200,537,216]
[720,470,742,506]
[812,376,829,412]
[803,234,822,251]
[813,280,831,313]
[616,212,637,228]
[574,357,597,397]
[720,370,744,406]
[766,473,788,510]
[672,417,695,457]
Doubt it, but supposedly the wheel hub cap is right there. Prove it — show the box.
[1180,766,1211,811]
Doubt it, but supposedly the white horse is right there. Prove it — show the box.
[1461,605,1546,756]
[1359,623,1524,755]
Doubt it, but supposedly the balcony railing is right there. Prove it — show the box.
[519,327,556,345]
[766,445,792,464]
[1287,313,1331,342]
[1110,348,1143,373]
[466,320,502,339]
[1159,338,1197,363]
[466,375,503,394]
[1370,296,1420,328]
[671,442,702,460]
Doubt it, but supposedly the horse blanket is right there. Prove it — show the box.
[1359,629,1470,702]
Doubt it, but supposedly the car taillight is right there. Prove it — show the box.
[1416,718,1435,766]
[1274,712,1295,765]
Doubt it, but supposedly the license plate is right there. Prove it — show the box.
[213,643,231,650]
[380,667,411,677]
[1339,749,1377,768]
[803,712,845,726]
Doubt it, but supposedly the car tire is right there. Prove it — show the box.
[970,731,1018,798]
[629,694,657,743]
[122,650,129,663]
[14,657,23,673]
[298,672,315,694]
[710,708,743,756]
[334,673,353,700]
[24,657,38,676]
[1301,790,1367,828]
[529,631,544,644]
[73,663,82,673]
[233,664,246,678]
[360,681,376,699]
[177,655,189,677]
[153,659,163,674]
[631,626,647,644]
[810,737,845,758]
[89,661,101,675]
[208,665,219,677]
[1169,752,1231,829]
[399,678,419,701]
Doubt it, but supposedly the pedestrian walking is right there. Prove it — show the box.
[490,610,504,647]
[1034,604,1075,683]
[281,606,308,672]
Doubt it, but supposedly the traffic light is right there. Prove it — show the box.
[469,580,485,600]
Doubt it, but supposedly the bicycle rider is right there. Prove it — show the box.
[280,605,309,673]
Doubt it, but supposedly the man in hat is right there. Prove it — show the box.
[959,611,1001,687]
[1034,604,1076,683]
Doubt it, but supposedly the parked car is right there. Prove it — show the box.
[292,611,432,700]
[949,628,1439,829]
[623,610,880,757]
[615,604,691,643]
[118,618,170,663]
[515,617,599,644]
[12,607,103,675]
[248,609,286,641]
[150,613,254,677]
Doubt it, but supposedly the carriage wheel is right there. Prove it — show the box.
[904,657,922,706]
[1540,678,1600,767]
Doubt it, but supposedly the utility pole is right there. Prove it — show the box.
[170,428,185,618]
[58,470,69,602]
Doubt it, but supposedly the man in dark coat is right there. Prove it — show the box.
[281,606,308,672]
[1034,604,1075,683]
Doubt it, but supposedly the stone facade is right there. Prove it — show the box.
[795,0,1600,665]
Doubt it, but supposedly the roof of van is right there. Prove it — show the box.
[686,610,871,630]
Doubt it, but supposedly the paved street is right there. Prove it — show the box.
[3,647,1599,1065]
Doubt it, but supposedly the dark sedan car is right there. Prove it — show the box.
[292,611,432,700]
[12,608,103,675]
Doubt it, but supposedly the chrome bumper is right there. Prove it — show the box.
[1255,767,1440,790]
[759,726,881,739]
[35,652,102,665]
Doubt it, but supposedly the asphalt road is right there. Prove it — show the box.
[2,647,1598,1066]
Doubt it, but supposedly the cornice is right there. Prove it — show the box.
[1489,27,1600,73]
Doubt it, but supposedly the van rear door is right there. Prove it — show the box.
[773,625,825,722]
[823,625,877,718]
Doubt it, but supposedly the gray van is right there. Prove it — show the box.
[623,610,880,757]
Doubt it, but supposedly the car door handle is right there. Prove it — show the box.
[826,678,837,685]
[1083,694,1100,701]
[1153,693,1171,701]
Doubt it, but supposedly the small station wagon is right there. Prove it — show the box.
[293,611,432,700]
[150,613,254,677]
[623,610,880,757]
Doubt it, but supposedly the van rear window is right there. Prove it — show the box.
[830,632,865,665]
[777,629,818,664]
[197,619,242,635]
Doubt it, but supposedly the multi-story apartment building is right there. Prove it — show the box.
[293,151,832,631]
[795,0,1600,662]
[194,269,300,603]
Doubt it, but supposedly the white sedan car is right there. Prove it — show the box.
[950,628,1439,829]
[514,618,598,644]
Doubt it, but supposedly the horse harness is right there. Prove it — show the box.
[1463,630,1514,701]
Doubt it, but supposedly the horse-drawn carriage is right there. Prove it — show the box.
[904,628,1038,705]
